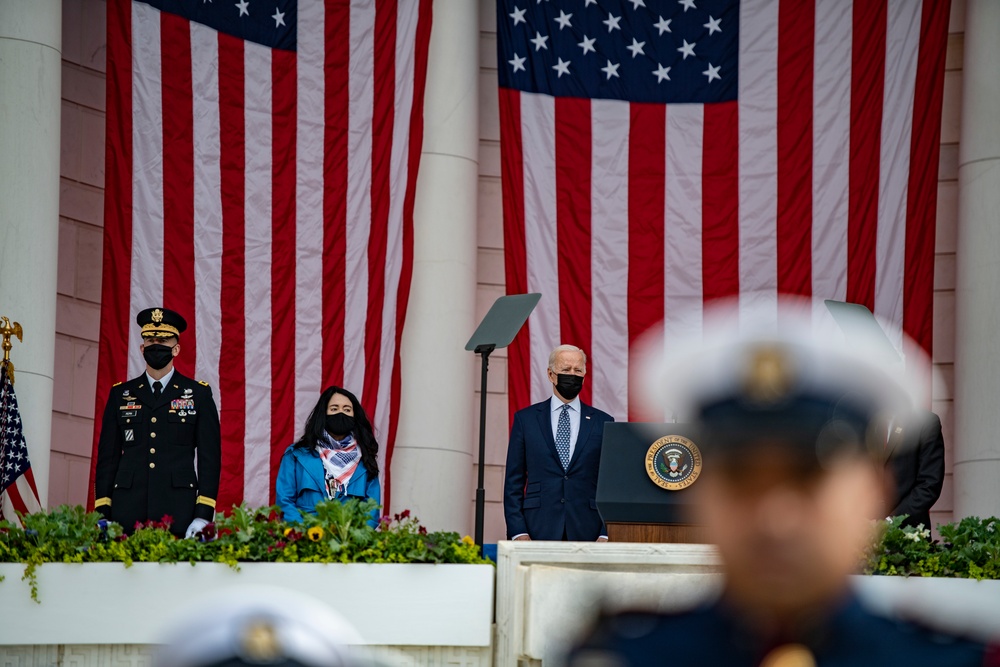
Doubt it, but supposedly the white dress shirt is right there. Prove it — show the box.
[146,366,175,391]
[550,394,582,463]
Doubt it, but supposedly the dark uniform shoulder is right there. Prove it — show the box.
[110,376,142,395]
[170,372,209,389]
[567,607,719,667]
[836,602,991,666]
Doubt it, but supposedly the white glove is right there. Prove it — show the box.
[185,518,209,539]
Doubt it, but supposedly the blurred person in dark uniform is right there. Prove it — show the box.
[94,307,221,538]
[567,303,1000,667]
[886,408,945,530]
[152,586,386,667]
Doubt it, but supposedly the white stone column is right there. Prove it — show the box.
[953,0,1000,519]
[391,0,479,532]
[0,1,61,508]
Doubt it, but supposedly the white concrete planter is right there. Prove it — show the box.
[0,562,495,648]
[493,542,1000,667]
[853,574,1000,642]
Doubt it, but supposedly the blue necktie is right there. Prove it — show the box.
[555,404,571,470]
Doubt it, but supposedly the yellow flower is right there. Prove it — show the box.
[461,535,475,546]
[283,527,294,537]
[307,526,324,542]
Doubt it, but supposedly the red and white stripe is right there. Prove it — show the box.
[91,0,433,511]
[1,469,43,527]
[501,0,949,422]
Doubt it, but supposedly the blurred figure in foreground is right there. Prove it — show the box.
[152,586,391,667]
[568,300,1000,667]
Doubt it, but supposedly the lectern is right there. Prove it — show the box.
[596,422,710,543]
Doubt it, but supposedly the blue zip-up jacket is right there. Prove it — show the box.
[275,444,380,526]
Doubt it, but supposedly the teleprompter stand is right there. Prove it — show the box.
[465,293,541,550]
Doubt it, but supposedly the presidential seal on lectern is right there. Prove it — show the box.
[645,435,702,491]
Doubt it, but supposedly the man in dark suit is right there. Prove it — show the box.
[94,307,221,538]
[886,409,945,529]
[503,344,614,541]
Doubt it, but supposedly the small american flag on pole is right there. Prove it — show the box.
[1,362,43,526]
[498,0,949,420]
[91,0,433,512]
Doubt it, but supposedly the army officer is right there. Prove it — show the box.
[94,307,221,538]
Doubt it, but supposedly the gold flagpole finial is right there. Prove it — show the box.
[0,316,24,384]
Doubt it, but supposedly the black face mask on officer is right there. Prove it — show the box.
[325,412,356,437]
[143,343,176,371]
[555,373,584,401]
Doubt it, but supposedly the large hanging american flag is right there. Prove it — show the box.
[1,363,43,526]
[90,0,433,512]
[498,0,948,420]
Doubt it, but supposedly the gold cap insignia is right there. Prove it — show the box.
[760,644,816,667]
[151,308,164,323]
[743,345,795,404]
[240,619,282,661]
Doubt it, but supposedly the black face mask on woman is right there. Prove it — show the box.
[143,343,175,371]
[325,412,356,437]
[555,373,584,401]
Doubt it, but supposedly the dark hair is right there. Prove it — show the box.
[294,386,380,479]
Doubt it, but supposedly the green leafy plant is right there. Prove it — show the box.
[0,499,491,602]
[864,515,1000,579]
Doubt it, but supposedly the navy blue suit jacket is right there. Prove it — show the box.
[888,409,945,529]
[503,399,614,540]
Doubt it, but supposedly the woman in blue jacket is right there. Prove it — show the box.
[275,386,381,525]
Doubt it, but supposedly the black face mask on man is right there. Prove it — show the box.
[325,412,356,437]
[143,343,175,371]
[555,373,584,401]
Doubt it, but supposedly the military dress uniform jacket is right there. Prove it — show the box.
[94,372,221,537]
